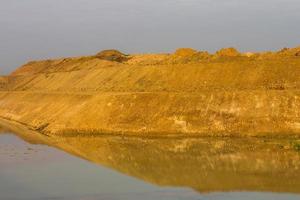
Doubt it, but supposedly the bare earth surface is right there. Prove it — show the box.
[1,47,300,137]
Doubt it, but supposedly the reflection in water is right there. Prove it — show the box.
[1,122,300,199]
[46,137,300,193]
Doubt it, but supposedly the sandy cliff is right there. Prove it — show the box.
[1,47,300,137]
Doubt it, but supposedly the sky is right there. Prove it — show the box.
[1,0,300,74]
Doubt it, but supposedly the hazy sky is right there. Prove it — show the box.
[1,0,300,74]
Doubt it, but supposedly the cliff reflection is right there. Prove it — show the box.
[3,124,300,194]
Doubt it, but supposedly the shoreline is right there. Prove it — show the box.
[1,116,300,194]
[1,116,300,140]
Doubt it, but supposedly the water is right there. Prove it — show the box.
[0,126,300,200]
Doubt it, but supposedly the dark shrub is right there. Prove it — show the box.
[95,50,129,62]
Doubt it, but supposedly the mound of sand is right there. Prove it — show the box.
[95,50,129,62]
[174,48,198,57]
[167,48,212,64]
[276,47,300,57]
[216,47,240,57]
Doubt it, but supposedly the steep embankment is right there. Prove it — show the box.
[1,47,300,137]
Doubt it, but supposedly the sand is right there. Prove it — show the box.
[1,46,300,137]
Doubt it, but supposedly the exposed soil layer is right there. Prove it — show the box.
[1,46,300,137]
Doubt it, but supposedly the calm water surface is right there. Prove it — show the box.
[0,127,300,200]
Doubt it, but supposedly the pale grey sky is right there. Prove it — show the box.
[1,0,300,74]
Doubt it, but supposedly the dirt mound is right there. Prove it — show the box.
[216,47,240,57]
[277,47,293,56]
[196,51,211,59]
[168,48,212,64]
[95,50,129,62]
[276,47,300,57]
[0,76,8,90]
[288,47,300,57]
[174,48,197,57]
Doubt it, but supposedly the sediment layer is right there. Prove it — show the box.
[1,47,300,136]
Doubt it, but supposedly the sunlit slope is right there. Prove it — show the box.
[0,76,8,90]
[1,48,300,136]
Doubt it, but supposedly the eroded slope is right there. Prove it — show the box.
[1,47,300,136]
